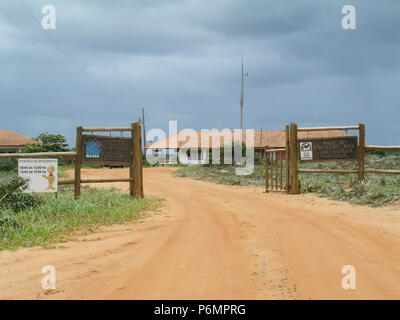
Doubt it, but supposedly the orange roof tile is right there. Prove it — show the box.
[0,129,37,146]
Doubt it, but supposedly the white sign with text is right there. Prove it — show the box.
[18,159,58,193]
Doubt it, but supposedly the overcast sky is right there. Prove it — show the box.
[0,0,399,146]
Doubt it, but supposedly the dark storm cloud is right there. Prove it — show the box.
[0,0,399,145]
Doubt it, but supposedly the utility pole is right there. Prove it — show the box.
[142,107,146,153]
[240,57,248,131]
[141,107,148,166]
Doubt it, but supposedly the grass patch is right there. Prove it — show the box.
[0,185,162,251]
[0,170,15,180]
[58,164,74,179]
[175,154,400,207]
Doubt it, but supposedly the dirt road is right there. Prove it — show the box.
[1,167,400,299]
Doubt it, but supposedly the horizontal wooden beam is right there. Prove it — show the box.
[265,188,287,193]
[82,127,133,132]
[364,169,400,175]
[81,178,133,183]
[298,169,358,174]
[58,178,75,185]
[0,152,77,159]
[365,145,400,151]
[58,178,136,185]
[297,126,359,132]
[265,148,286,152]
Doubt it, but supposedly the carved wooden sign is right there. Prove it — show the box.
[298,136,358,163]
[82,135,131,166]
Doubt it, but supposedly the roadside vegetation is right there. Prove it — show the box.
[175,152,400,207]
[1,163,161,251]
[0,181,161,251]
[0,131,161,251]
[1,166,161,251]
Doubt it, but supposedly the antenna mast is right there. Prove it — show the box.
[240,57,248,130]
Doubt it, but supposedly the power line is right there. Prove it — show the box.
[18,0,139,103]
[18,0,105,96]
[0,4,97,101]
[18,1,143,108]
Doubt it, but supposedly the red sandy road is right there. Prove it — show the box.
[1,167,400,299]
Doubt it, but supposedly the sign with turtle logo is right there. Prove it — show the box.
[298,136,358,163]
[18,159,58,193]
[299,141,313,161]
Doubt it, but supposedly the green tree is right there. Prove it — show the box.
[21,133,69,153]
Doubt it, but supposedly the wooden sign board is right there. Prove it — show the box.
[298,136,358,163]
[82,135,131,166]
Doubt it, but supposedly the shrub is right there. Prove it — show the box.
[0,176,43,212]
[366,149,386,157]
[0,159,17,171]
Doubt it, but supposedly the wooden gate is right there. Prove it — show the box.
[265,122,400,195]
[265,125,290,193]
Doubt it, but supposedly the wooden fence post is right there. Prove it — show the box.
[275,152,278,189]
[358,123,366,182]
[74,126,82,199]
[280,155,283,190]
[139,122,144,197]
[130,123,134,197]
[285,125,290,193]
[265,150,269,192]
[132,122,143,198]
[270,151,273,189]
[289,123,299,194]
